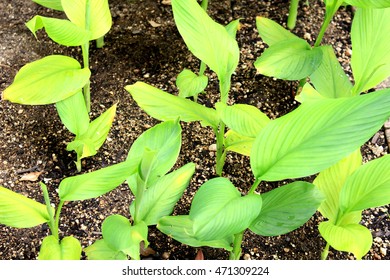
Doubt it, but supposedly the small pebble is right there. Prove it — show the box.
[380,247,387,256]
[208,144,217,151]
[162,252,170,259]
[243,253,251,260]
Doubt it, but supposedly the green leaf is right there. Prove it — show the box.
[38,235,82,260]
[225,19,241,39]
[127,120,182,189]
[254,39,323,80]
[0,186,52,228]
[61,0,112,40]
[132,163,195,225]
[125,82,219,128]
[314,150,362,222]
[319,221,372,260]
[216,102,270,138]
[339,154,390,213]
[67,103,117,170]
[26,16,91,46]
[102,215,149,260]
[189,178,262,241]
[77,103,116,153]
[176,69,208,98]
[224,130,254,156]
[56,91,89,136]
[251,88,390,181]
[249,181,324,236]
[84,239,127,260]
[256,16,299,46]
[351,8,390,94]
[32,0,64,11]
[171,0,239,101]
[309,45,353,98]
[2,55,91,105]
[157,215,234,251]
[344,0,390,8]
[59,160,137,201]
[295,83,327,104]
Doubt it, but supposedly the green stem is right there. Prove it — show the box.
[54,200,65,240]
[40,182,57,238]
[321,242,330,260]
[287,0,299,30]
[133,178,147,225]
[215,122,226,176]
[96,36,105,48]
[82,0,92,112]
[201,0,209,11]
[82,43,91,113]
[193,0,209,104]
[314,1,342,47]
[229,232,244,260]
[249,178,261,195]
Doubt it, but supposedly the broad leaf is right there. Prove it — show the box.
[344,0,390,8]
[132,163,195,225]
[256,16,300,46]
[0,186,52,228]
[102,215,149,260]
[249,181,324,236]
[224,130,254,156]
[56,91,89,136]
[157,215,234,251]
[59,160,137,201]
[339,154,390,213]
[84,239,127,260]
[314,150,362,222]
[26,16,91,46]
[127,120,182,190]
[61,0,112,40]
[38,235,82,260]
[125,82,219,128]
[33,0,64,11]
[176,69,208,98]
[351,8,390,94]
[319,221,372,260]
[67,103,117,171]
[189,178,262,241]
[216,102,270,137]
[81,103,117,152]
[2,55,90,105]
[309,45,353,98]
[171,0,239,101]
[251,88,390,181]
[254,39,323,80]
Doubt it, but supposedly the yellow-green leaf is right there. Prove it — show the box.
[314,149,362,222]
[61,0,112,40]
[351,8,390,94]
[0,186,52,228]
[2,55,90,105]
[319,221,372,260]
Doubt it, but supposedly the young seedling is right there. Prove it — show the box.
[0,183,82,260]
[2,0,115,171]
[314,151,390,259]
[255,1,390,91]
[0,120,191,260]
[126,0,390,259]
[157,87,390,259]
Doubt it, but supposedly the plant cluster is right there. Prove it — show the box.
[1,0,390,260]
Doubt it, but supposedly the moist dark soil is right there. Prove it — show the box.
[0,0,389,260]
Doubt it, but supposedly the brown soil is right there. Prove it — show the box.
[0,0,389,260]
